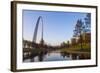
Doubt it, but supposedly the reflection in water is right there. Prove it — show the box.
[43,52,72,61]
[37,52,44,61]
[29,51,46,62]
[23,50,90,62]
[60,52,79,60]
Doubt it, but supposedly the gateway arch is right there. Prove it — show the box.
[33,16,44,45]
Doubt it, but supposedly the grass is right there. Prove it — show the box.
[61,43,91,53]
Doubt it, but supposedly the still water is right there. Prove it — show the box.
[23,51,80,62]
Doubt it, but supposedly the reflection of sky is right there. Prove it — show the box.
[23,10,87,45]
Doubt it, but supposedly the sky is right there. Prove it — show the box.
[23,10,87,46]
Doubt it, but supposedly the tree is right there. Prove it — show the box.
[71,38,76,46]
[61,42,66,47]
[83,13,91,44]
[73,19,84,51]
[67,41,70,48]
[84,13,91,33]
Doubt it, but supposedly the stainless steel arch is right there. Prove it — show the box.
[33,16,44,44]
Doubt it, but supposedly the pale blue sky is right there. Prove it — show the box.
[23,10,87,45]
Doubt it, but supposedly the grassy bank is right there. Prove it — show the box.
[61,43,90,53]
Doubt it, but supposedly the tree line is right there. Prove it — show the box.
[61,13,91,50]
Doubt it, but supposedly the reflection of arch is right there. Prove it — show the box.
[33,16,44,44]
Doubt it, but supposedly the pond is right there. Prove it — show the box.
[23,50,81,62]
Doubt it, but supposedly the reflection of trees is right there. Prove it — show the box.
[71,53,78,60]
[79,53,90,59]
[38,52,45,61]
[30,51,47,62]
[60,52,66,58]
[60,51,90,60]
[60,52,70,58]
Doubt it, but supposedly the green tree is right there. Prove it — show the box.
[83,13,91,43]
[67,41,70,48]
[73,19,84,51]
[84,13,91,33]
